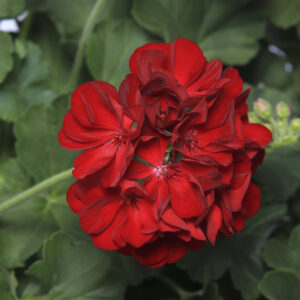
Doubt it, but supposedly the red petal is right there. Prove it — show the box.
[240,183,261,218]
[232,214,245,232]
[187,59,223,91]
[91,207,128,250]
[161,208,188,231]
[206,204,222,245]
[119,74,145,122]
[132,238,169,268]
[170,38,206,87]
[169,175,205,218]
[122,199,158,248]
[100,141,135,187]
[72,142,116,179]
[222,173,251,212]
[132,236,187,267]
[186,221,206,241]
[145,176,171,216]
[222,67,243,97]
[135,135,170,167]
[244,123,273,149]
[58,113,114,150]
[71,81,121,130]
[129,42,170,74]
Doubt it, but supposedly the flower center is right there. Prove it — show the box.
[154,165,174,178]
[122,191,136,205]
[112,135,126,145]
[160,110,166,120]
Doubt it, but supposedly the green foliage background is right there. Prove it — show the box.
[0,0,300,299]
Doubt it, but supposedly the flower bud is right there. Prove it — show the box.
[275,101,290,119]
[253,99,272,120]
[291,118,300,132]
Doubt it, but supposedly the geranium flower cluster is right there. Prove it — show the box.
[59,38,272,268]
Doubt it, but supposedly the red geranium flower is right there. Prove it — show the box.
[59,38,272,268]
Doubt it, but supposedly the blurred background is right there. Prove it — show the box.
[0,0,300,299]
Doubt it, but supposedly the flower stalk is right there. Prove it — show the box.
[0,168,74,213]
[66,0,106,92]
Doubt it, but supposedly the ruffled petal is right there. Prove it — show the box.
[206,204,222,245]
[169,175,205,218]
[244,123,273,149]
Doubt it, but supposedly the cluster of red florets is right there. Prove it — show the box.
[59,38,272,267]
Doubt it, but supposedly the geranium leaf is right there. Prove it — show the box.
[266,0,300,29]
[0,32,13,84]
[26,232,126,300]
[0,41,63,122]
[262,225,300,274]
[14,97,76,182]
[199,10,265,65]
[258,269,300,300]
[0,0,25,19]
[86,18,153,87]
[131,0,265,65]
[45,0,102,40]
[254,143,300,203]
[0,271,14,300]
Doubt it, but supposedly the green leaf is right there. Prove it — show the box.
[0,196,59,268]
[254,143,300,203]
[14,97,76,182]
[26,232,126,300]
[132,0,201,42]
[0,266,18,299]
[177,204,287,300]
[0,271,14,300]
[100,0,132,20]
[30,15,72,84]
[0,173,81,269]
[0,0,25,19]
[258,269,300,300]
[46,183,88,241]
[131,0,265,65]
[266,0,300,29]
[0,32,13,84]
[200,10,265,65]
[0,41,62,122]
[263,225,300,274]
[46,0,101,39]
[86,18,153,87]
[0,159,30,202]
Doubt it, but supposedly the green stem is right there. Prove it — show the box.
[19,12,34,41]
[66,0,106,91]
[159,275,189,300]
[0,168,74,213]
[159,275,206,300]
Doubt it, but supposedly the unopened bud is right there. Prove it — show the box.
[291,118,300,132]
[254,99,272,119]
[275,101,290,119]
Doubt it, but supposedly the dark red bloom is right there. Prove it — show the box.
[58,81,142,187]
[59,38,272,268]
